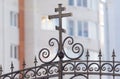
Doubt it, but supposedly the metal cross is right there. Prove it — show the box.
[48,4,72,53]
[48,4,72,79]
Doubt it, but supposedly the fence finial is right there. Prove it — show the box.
[86,50,89,57]
[0,65,2,76]
[22,59,26,69]
[11,62,14,72]
[34,56,38,66]
[98,49,102,57]
[112,49,116,57]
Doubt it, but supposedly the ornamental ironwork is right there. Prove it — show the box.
[0,4,120,79]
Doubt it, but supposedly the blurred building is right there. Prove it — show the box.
[0,0,101,73]
[104,0,120,60]
[0,0,24,73]
[24,0,100,67]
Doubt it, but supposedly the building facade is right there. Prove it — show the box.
[24,0,100,67]
[0,0,101,73]
[0,0,25,73]
[104,0,120,60]
[0,0,19,73]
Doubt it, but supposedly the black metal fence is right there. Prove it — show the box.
[0,4,120,79]
[0,40,120,79]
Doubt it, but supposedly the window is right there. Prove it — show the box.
[77,0,82,6]
[83,22,88,37]
[68,0,74,6]
[10,11,18,27]
[78,21,82,36]
[77,21,88,37]
[68,20,74,36]
[41,16,59,30]
[10,44,18,59]
[83,0,87,7]
[69,0,88,8]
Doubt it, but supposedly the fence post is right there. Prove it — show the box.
[0,65,2,77]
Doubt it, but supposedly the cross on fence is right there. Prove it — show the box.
[48,4,72,53]
[1,4,120,79]
[48,4,72,79]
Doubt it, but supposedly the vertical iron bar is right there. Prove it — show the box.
[11,62,14,79]
[46,65,49,79]
[0,65,2,77]
[34,56,38,79]
[98,50,102,79]
[48,4,72,79]
[86,50,89,79]
[58,4,63,79]
[22,59,26,79]
[112,50,115,79]
[74,61,76,76]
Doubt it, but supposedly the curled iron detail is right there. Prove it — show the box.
[75,63,87,71]
[70,74,87,79]
[39,48,58,63]
[36,66,48,76]
[88,63,100,71]
[48,65,58,74]
[38,38,59,63]
[49,38,59,47]
[114,64,120,72]
[101,63,113,72]
[63,62,75,71]
[24,69,36,78]
[63,36,84,60]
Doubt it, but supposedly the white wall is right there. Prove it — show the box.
[0,0,19,73]
[104,0,120,60]
[24,0,36,67]
[0,0,4,68]
[113,0,120,60]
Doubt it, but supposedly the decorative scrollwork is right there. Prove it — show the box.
[13,72,24,79]
[63,62,74,72]
[63,36,84,60]
[48,65,58,74]
[115,64,120,72]
[36,66,48,76]
[70,74,87,79]
[24,69,36,78]
[101,63,113,72]
[49,38,59,47]
[76,63,87,71]
[88,63,100,71]
[39,38,59,63]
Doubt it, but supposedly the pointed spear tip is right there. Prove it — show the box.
[34,56,38,63]
[58,3,62,6]
[11,62,13,66]
[112,49,116,57]
[23,59,26,67]
[98,49,102,57]
[86,49,89,57]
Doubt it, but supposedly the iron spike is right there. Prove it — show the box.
[112,49,116,57]
[98,49,102,57]
[86,50,89,57]
[11,62,14,72]
[23,59,26,69]
[34,56,38,64]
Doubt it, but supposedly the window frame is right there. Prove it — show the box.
[68,0,88,8]
[10,44,19,59]
[77,21,89,37]
[68,20,74,36]
[10,11,18,27]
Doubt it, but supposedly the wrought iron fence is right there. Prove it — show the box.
[0,4,120,79]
